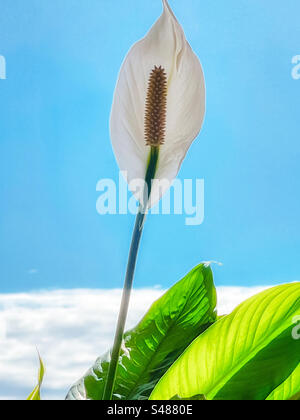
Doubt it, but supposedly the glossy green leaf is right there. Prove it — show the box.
[27,353,45,401]
[150,283,300,401]
[66,263,217,400]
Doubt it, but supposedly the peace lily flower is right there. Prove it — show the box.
[104,0,206,400]
[110,0,206,207]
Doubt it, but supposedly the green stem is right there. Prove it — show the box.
[103,147,159,400]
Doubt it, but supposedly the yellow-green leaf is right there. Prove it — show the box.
[150,283,300,400]
[27,354,45,401]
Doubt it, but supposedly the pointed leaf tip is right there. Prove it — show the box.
[27,352,45,401]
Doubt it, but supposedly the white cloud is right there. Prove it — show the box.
[0,286,270,400]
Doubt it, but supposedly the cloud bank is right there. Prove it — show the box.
[0,286,269,400]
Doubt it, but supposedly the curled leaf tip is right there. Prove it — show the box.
[203,261,223,268]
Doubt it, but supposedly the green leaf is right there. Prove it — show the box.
[27,353,45,401]
[266,364,300,400]
[150,283,300,401]
[66,263,217,400]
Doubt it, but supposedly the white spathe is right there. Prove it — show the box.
[110,0,206,207]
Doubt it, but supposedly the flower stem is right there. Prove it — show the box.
[103,147,159,400]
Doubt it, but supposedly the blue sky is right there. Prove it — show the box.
[0,0,300,293]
